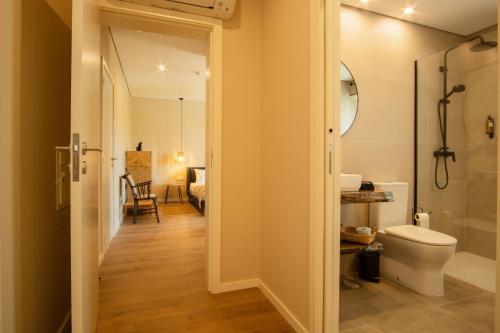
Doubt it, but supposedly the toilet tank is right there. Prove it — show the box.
[369,182,409,230]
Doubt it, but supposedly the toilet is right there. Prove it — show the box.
[370,182,457,296]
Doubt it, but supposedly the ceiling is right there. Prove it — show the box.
[341,0,497,36]
[46,0,72,28]
[111,27,208,101]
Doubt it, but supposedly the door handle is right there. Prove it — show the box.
[328,144,333,174]
[328,128,333,175]
[110,157,117,161]
[82,142,102,155]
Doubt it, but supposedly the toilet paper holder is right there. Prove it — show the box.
[413,207,432,225]
[413,207,432,214]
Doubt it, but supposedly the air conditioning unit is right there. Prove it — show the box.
[118,0,236,20]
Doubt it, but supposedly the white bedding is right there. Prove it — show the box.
[189,182,206,208]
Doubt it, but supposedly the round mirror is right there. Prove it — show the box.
[340,62,359,136]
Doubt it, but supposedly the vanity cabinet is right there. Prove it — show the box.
[341,191,393,204]
[340,190,393,253]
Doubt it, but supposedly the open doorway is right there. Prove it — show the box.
[96,13,213,330]
[69,1,226,328]
[325,1,500,333]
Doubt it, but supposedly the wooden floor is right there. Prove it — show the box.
[340,275,495,333]
[160,201,200,216]
[97,205,294,333]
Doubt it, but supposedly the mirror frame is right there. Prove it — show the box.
[340,61,359,137]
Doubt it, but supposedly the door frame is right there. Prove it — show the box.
[496,12,500,333]
[309,0,342,331]
[321,0,341,332]
[309,0,327,332]
[98,58,116,265]
[98,0,223,293]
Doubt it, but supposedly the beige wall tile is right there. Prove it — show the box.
[341,6,463,225]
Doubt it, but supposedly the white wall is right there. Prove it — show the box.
[101,27,133,239]
[221,0,261,283]
[131,97,205,199]
[260,0,311,328]
[0,0,19,331]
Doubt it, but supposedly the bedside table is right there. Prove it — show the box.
[163,184,184,204]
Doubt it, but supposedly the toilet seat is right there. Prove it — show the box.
[385,225,457,246]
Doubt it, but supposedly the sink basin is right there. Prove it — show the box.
[341,173,362,192]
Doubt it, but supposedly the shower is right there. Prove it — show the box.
[434,35,497,189]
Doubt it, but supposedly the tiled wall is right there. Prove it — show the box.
[340,6,463,227]
[463,29,498,259]
[340,7,497,259]
[417,48,468,250]
[417,28,497,258]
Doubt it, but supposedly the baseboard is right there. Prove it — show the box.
[212,278,308,332]
[57,310,71,333]
[213,278,259,293]
[258,280,308,333]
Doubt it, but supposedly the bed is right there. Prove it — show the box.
[186,167,206,213]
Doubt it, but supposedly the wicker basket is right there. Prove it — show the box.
[341,227,377,245]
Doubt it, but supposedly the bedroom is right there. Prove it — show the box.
[106,24,208,221]
[96,20,211,327]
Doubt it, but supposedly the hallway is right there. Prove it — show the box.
[97,208,294,332]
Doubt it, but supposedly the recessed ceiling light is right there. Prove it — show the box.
[360,0,368,4]
[158,64,166,72]
[403,6,414,15]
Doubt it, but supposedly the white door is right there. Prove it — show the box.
[100,61,115,262]
[71,0,101,332]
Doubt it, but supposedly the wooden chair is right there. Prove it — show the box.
[122,173,160,224]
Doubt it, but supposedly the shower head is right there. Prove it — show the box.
[443,84,466,101]
[452,84,466,93]
[470,37,497,52]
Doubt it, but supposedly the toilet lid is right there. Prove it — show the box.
[385,225,457,246]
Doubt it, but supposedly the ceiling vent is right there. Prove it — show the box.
[117,0,236,20]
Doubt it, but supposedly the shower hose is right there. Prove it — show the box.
[435,100,449,190]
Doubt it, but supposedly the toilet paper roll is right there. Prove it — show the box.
[356,227,372,235]
[415,213,430,229]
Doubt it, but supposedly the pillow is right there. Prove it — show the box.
[194,169,206,184]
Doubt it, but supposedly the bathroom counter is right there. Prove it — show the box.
[341,191,393,204]
[340,241,383,255]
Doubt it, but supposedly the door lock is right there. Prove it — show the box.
[55,145,71,208]
[72,133,80,181]
[81,161,88,175]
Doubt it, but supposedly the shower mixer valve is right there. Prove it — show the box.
[433,148,456,162]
